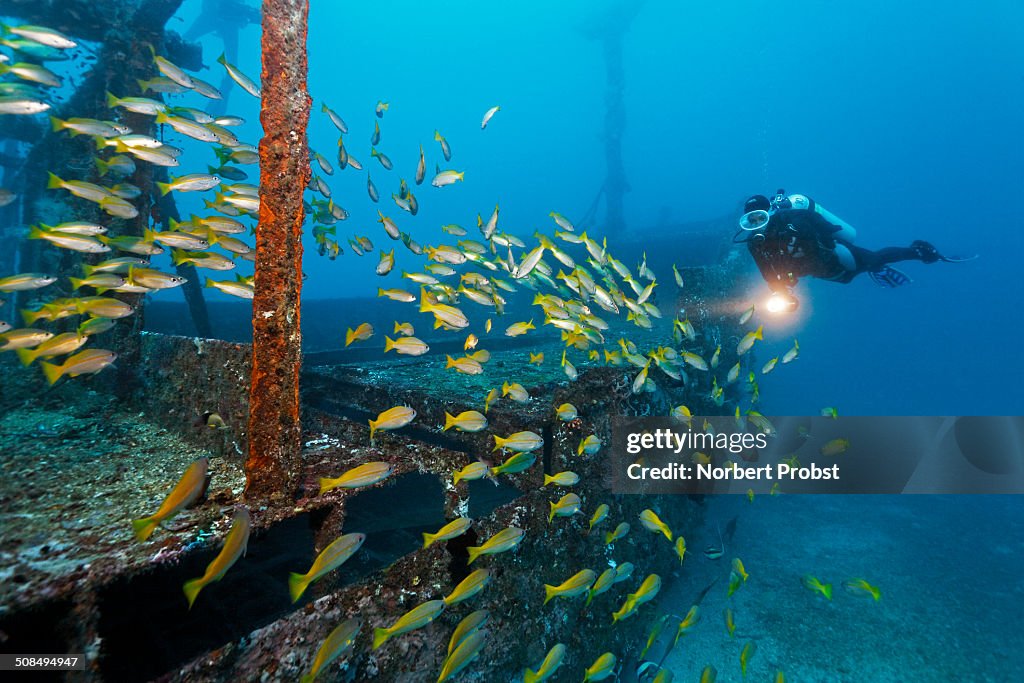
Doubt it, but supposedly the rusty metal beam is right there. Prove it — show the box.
[245,0,311,502]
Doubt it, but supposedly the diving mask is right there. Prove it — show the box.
[739,209,770,231]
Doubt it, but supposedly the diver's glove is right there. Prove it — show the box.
[911,240,940,263]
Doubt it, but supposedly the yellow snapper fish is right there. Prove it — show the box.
[490,452,536,477]
[14,332,87,366]
[737,325,763,356]
[372,599,446,649]
[549,211,575,232]
[321,102,348,132]
[289,532,366,602]
[801,575,833,600]
[205,277,253,299]
[680,350,708,371]
[674,536,687,564]
[543,568,596,605]
[216,53,261,97]
[41,348,117,384]
[319,461,393,495]
[299,618,360,683]
[605,522,630,545]
[183,506,251,608]
[632,361,651,394]
[562,350,578,381]
[578,434,602,455]
[612,596,638,623]
[0,328,54,351]
[842,578,881,600]
[368,405,416,441]
[821,406,839,418]
[640,615,671,659]
[453,461,489,485]
[126,266,187,289]
[556,403,578,421]
[586,568,616,606]
[588,503,609,533]
[481,105,500,129]
[724,607,736,637]
[464,333,479,350]
[548,493,581,522]
[782,339,799,363]
[466,526,525,564]
[421,296,468,329]
[727,361,741,384]
[448,609,488,656]
[529,351,544,365]
[492,431,543,453]
[762,356,778,374]
[446,355,483,375]
[740,640,757,677]
[739,304,755,325]
[671,404,692,426]
[437,628,486,682]
[639,508,673,541]
[820,438,850,456]
[444,410,488,432]
[524,643,565,683]
[27,225,109,253]
[444,568,491,606]
[505,319,535,337]
[583,653,617,682]
[75,296,135,318]
[345,322,373,346]
[68,270,124,292]
[432,169,465,187]
[732,557,749,582]
[700,666,717,683]
[543,471,579,487]
[156,172,221,194]
[483,387,500,413]
[673,605,701,646]
[376,248,395,275]
[393,321,415,336]
[423,517,473,549]
[614,562,634,583]
[0,272,57,291]
[383,335,429,356]
[5,23,77,49]
[501,381,530,403]
[132,457,209,541]
[727,570,743,597]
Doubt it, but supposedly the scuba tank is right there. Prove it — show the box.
[772,190,857,243]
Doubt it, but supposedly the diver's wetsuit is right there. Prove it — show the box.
[747,208,930,290]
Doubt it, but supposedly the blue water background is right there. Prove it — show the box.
[154,0,1024,416]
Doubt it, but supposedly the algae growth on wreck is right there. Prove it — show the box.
[2,1,1023,682]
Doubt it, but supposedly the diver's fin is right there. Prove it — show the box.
[939,253,979,263]
[868,266,912,288]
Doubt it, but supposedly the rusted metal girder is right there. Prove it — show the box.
[245,0,311,502]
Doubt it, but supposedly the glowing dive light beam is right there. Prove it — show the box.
[766,291,797,314]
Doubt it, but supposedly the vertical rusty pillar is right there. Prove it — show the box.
[245,0,311,502]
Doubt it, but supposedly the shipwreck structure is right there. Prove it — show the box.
[0,1,756,680]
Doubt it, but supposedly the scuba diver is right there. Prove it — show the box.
[736,189,974,312]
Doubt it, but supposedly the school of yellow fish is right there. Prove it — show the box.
[0,20,864,682]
